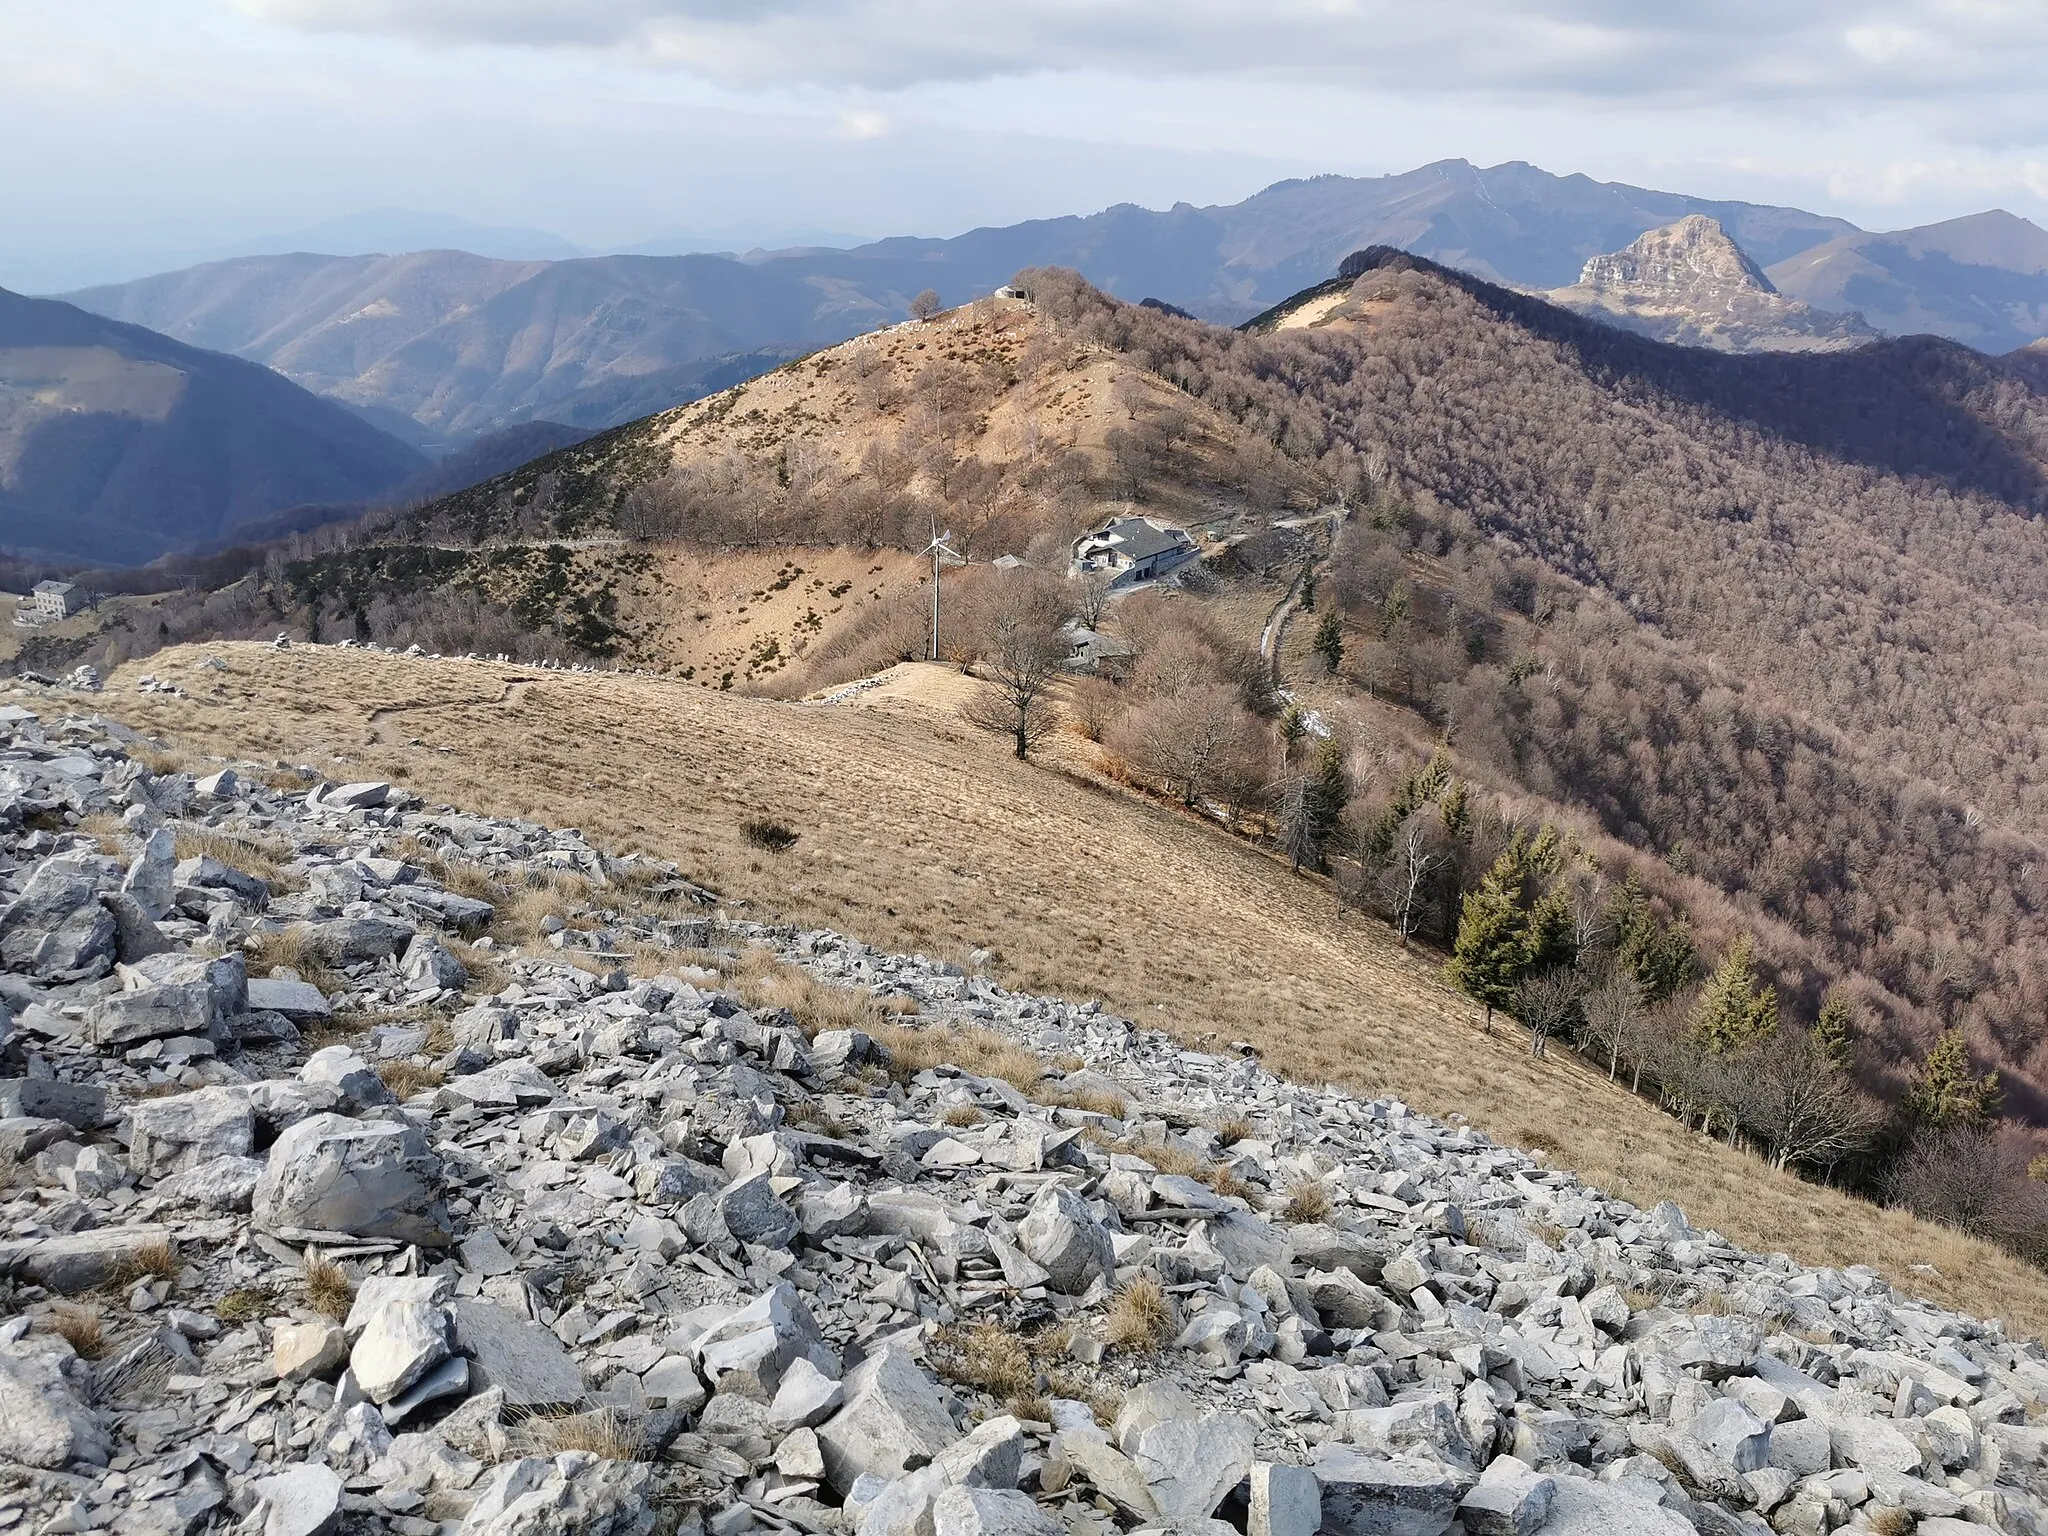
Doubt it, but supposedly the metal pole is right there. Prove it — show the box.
[930,539,940,660]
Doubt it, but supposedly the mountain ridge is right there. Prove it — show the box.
[0,287,428,565]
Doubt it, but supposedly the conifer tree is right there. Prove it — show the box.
[1313,611,1344,672]
[1812,991,1857,1070]
[1523,888,1580,977]
[1906,1028,2001,1133]
[1447,863,1525,1032]
[1304,735,1349,857]
[1692,935,1779,1052]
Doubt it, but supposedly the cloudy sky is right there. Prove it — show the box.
[7,0,2048,291]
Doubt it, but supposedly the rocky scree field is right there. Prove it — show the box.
[80,639,2048,1337]
[7,667,2048,1533]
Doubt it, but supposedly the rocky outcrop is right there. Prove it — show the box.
[1545,216,1880,353]
[3,694,2048,1534]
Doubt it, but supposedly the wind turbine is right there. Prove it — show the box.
[920,524,962,661]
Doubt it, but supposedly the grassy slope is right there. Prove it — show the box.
[94,639,2048,1339]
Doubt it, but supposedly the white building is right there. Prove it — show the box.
[16,581,85,625]
[1070,515,1199,589]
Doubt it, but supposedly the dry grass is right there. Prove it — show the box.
[77,812,129,858]
[47,1304,105,1359]
[867,1017,1047,1094]
[1102,1276,1174,1354]
[736,959,888,1038]
[1282,1177,1334,1224]
[173,828,304,893]
[244,925,347,997]
[943,1103,988,1128]
[1868,1508,1916,1536]
[115,1239,179,1289]
[1212,1112,1256,1146]
[303,1258,355,1321]
[377,1060,447,1100]
[216,1286,272,1325]
[93,642,2048,1341]
[539,1408,642,1460]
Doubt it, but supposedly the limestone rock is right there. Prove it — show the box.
[253,1112,451,1245]
[452,1300,585,1409]
[817,1343,960,1493]
[1017,1181,1113,1294]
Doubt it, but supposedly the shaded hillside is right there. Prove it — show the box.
[1075,255,2048,1109]
[0,288,426,565]
[1770,210,2048,354]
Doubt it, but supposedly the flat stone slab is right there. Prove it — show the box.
[451,1299,585,1409]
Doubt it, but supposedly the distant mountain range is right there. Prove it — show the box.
[0,288,426,565]
[60,161,2048,451]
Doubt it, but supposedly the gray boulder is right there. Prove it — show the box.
[253,1112,451,1246]
[0,1338,111,1467]
[452,1300,585,1409]
[930,1487,1060,1536]
[1312,1445,1461,1536]
[403,932,469,990]
[352,1295,454,1404]
[817,1343,961,1493]
[0,853,115,981]
[1017,1181,1113,1294]
[128,1086,253,1178]
[0,1078,105,1130]
[122,827,178,921]
[692,1282,838,1397]
[457,1453,655,1536]
[251,1463,343,1536]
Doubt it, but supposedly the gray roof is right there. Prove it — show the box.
[1080,517,1191,564]
[33,581,75,597]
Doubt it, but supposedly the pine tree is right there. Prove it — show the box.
[1434,780,1473,945]
[1303,736,1349,857]
[1906,1028,2001,1133]
[1523,888,1579,976]
[1447,864,1526,1032]
[1313,611,1344,672]
[1605,875,1696,1004]
[1812,992,1857,1070]
[1692,935,1779,1052]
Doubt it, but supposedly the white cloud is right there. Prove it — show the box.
[836,109,890,139]
[222,0,2048,110]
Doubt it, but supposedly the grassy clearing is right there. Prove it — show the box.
[96,642,2048,1340]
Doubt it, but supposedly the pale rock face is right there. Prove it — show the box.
[1546,215,1881,353]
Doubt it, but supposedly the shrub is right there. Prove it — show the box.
[740,818,800,854]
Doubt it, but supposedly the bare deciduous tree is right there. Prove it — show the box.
[1513,968,1584,1059]
[909,288,942,322]
[1379,809,1448,945]
[1070,568,1114,630]
[960,579,1071,759]
[1736,1029,1883,1174]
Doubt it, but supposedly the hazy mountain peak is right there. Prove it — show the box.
[1546,216,1878,354]
[1576,214,1776,297]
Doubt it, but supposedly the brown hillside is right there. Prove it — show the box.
[91,640,2048,1338]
